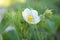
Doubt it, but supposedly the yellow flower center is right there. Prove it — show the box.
[27,15,33,22]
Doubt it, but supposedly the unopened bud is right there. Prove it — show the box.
[44,9,53,18]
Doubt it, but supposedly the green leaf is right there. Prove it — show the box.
[43,19,55,34]
[0,18,9,33]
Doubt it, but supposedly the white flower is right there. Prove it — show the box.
[22,8,40,24]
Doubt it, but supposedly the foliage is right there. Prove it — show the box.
[0,0,60,40]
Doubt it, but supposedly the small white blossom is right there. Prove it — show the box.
[22,8,40,24]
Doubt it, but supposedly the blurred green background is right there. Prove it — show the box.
[0,0,60,40]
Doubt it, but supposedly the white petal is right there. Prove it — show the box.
[31,10,38,17]
[22,13,28,23]
[22,8,31,18]
[30,16,40,24]
[22,8,31,22]
[34,16,40,24]
[31,10,40,24]
[22,8,31,15]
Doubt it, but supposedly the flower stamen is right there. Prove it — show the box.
[27,15,33,22]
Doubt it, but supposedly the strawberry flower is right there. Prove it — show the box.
[22,8,40,24]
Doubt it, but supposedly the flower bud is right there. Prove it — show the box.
[44,9,53,18]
